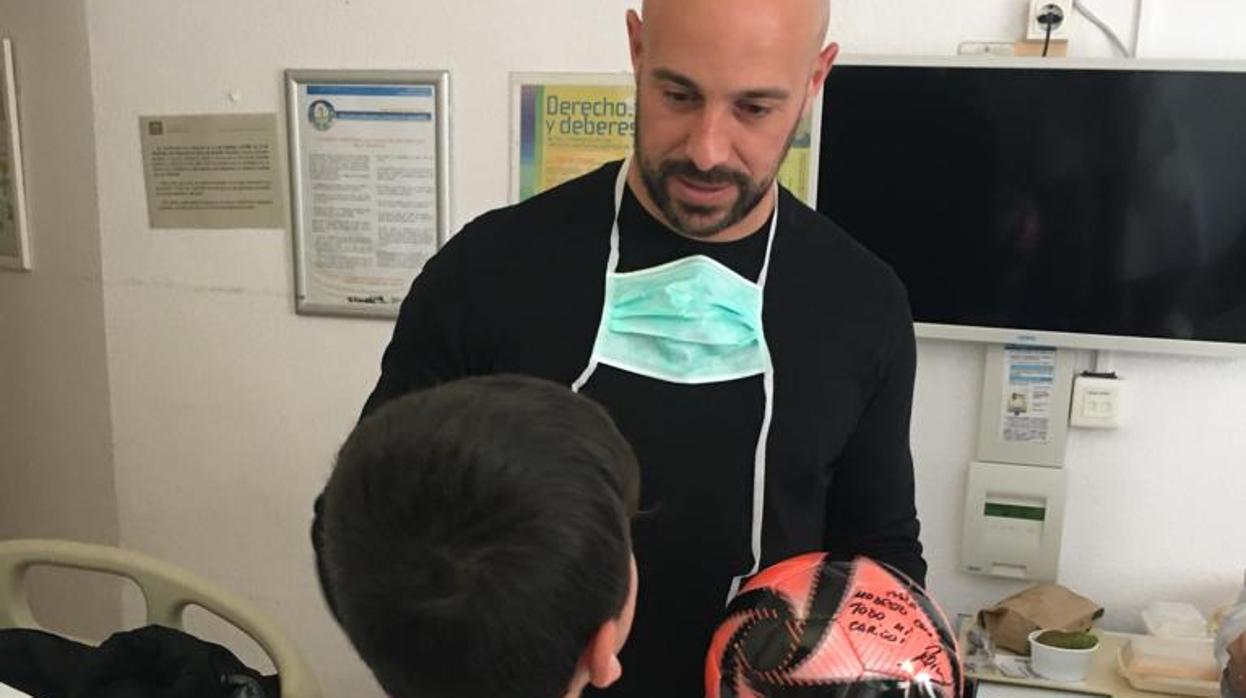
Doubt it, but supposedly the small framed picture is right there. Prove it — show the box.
[285,70,451,318]
[0,38,31,271]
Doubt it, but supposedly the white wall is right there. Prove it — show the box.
[0,0,120,640]
[0,0,1229,694]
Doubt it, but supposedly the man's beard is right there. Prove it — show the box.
[634,110,801,239]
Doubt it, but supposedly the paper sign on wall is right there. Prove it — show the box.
[1000,345,1057,444]
[139,113,285,230]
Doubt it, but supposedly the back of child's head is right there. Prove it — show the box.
[318,374,640,698]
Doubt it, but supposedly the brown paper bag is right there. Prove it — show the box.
[978,583,1104,654]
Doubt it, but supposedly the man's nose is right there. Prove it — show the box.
[685,106,732,173]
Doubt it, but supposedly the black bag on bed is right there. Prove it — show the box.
[0,624,279,698]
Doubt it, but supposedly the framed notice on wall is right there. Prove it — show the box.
[0,39,31,271]
[285,70,450,318]
[510,71,822,207]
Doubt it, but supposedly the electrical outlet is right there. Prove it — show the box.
[1069,375,1127,429]
[1027,0,1073,42]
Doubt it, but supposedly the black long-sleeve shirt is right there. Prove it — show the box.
[319,160,925,697]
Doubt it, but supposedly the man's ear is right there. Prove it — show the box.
[626,9,645,76]
[803,42,840,118]
[583,618,625,689]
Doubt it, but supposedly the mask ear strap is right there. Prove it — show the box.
[728,186,780,604]
[606,153,630,275]
[756,182,780,287]
[572,156,631,393]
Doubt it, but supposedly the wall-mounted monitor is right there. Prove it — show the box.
[818,57,1246,357]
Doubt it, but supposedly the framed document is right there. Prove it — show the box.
[510,71,822,207]
[286,70,450,318]
[0,39,31,271]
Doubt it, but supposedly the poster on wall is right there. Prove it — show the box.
[999,345,1058,444]
[286,70,450,318]
[139,113,285,230]
[0,39,31,271]
[510,72,823,207]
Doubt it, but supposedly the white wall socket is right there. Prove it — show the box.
[1070,375,1127,429]
[1027,0,1074,42]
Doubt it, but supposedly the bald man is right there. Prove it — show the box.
[313,1,926,695]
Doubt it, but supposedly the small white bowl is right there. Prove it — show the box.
[1028,629,1099,682]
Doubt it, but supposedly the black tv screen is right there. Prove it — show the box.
[817,61,1246,355]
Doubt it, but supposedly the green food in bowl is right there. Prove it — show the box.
[1035,630,1099,650]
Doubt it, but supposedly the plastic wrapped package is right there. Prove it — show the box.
[1214,569,1246,670]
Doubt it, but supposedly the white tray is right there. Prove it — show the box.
[1116,637,1221,697]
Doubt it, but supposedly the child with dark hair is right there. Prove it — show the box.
[316,375,640,698]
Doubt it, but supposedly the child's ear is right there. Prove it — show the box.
[584,619,625,689]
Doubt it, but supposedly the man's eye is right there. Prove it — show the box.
[665,90,695,104]
[738,103,773,118]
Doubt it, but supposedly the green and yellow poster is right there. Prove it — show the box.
[512,73,820,206]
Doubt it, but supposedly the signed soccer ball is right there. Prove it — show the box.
[706,554,962,698]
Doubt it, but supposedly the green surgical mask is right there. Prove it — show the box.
[595,254,768,384]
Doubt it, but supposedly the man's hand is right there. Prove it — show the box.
[1229,631,1246,696]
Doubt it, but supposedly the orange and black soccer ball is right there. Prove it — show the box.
[706,554,963,698]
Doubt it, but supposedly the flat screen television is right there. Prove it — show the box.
[816,57,1246,357]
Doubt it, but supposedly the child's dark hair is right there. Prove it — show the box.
[318,375,640,698]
